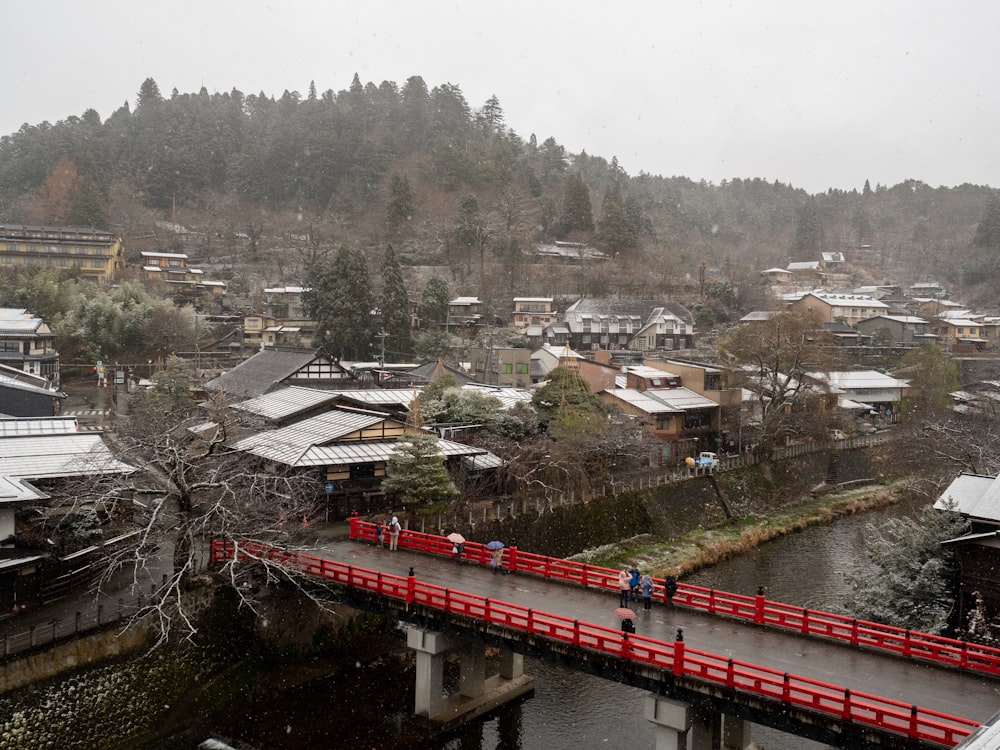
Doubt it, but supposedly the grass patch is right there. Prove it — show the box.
[584,484,901,578]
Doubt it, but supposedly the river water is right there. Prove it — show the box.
[204,494,927,750]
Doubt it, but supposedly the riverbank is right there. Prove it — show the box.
[573,481,906,579]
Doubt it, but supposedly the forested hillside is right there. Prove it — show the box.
[1,74,999,311]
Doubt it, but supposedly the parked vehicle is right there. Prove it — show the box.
[696,451,719,469]
[829,429,848,441]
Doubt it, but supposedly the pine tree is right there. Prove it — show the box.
[844,504,968,633]
[382,433,458,510]
[303,246,374,361]
[379,244,412,360]
[972,194,1000,251]
[596,180,637,254]
[793,198,825,256]
[385,174,415,229]
[559,172,594,235]
[419,276,450,328]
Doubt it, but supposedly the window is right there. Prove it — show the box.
[501,363,513,374]
[515,363,529,374]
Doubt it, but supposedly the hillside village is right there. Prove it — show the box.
[1,218,1000,628]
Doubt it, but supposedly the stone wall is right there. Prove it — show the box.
[0,626,153,694]
[471,447,879,558]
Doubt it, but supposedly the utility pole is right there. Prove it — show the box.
[376,329,388,368]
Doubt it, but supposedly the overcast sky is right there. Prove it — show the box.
[4,0,998,194]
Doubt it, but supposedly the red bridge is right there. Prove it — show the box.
[210,519,1000,749]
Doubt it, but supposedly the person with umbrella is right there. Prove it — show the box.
[447,532,465,559]
[486,541,505,573]
[615,606,636,634]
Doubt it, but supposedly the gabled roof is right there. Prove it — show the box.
[935,473,1000,522]
[0,433,135,479]
[204,347,347,399]
[564,298,694,327]
[0,308,50,337]
[801,291,889,309]
[787,261,821,271]
[857,315,927,325]
[0,475,48,505]
[806,370,909,391]
[295,438,485,468]
[406,360,478,386]
[739,311,781,322]
[605,387,717,414]
[231,408,397,464]
[230,386,342,421]
[0,417,77,437]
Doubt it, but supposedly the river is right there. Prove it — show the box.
[200,493,928,750]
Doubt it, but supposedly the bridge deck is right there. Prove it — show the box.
[311,535,1000,728]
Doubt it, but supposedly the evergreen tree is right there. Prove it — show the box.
[419,276,450,328]
[385,174,415,228]
[382,432,458,510]
[596,180,637,254]
[453,195,489,276]
[379,244,412,360]
[531,366,606,427]
[844,503,968,633]
[972,194,1000,251]
[793,198,825,256]
[478,95,504,133]
[67,173,109,229]
[302,246,374,361]
[559,172,594,235]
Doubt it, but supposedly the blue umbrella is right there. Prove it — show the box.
[486,540,505,550]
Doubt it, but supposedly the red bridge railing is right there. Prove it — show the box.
[346,517,1000,680]
[210,538,978,748]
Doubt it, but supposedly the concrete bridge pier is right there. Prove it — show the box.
[407,627,535,730]
[645,695,756,750]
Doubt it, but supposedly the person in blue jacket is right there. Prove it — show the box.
[640,574,654,610]
[629,564,641,601]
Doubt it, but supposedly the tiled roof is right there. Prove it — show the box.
[204,347,341,399]
[564,298,694,326]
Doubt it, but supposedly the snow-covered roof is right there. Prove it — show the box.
[0,434,134,479]
[935,473,1000,522]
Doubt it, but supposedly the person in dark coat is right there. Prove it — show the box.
[629,564,641,601]
[621,618,636,634]
[665,575,678,607]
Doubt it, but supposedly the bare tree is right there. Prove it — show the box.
[68,362,328,646]
[719,311,836,461]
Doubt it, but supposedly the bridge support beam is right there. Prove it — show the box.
[644,695,692,750]
[407,627,534,731]
[645,696,756,750]
[722,714,753,749]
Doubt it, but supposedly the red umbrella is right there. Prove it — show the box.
[447,532,466,544]
[614,607,636,619]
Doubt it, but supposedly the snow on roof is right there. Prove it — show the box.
[935,473,1000,522]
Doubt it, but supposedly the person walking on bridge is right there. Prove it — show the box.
[618,569,631,608]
